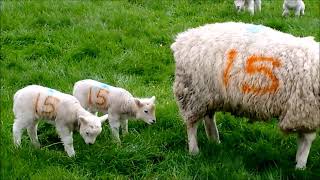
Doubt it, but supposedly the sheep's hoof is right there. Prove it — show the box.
[295,164,306,170]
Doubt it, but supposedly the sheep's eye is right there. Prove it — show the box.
[86,132,89,135]
[144,110,148,114]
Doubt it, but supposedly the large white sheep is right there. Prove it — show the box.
[282,0,305,17]
[13,85,108,157]
[171,22,320,169]
[73,79,156,143]
[234,0,261,15]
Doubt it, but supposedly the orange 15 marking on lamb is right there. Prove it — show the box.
[223,49,282,95]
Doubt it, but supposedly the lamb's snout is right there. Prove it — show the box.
[151,119,156,124]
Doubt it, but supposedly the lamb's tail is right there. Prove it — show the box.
[99,114,109,123]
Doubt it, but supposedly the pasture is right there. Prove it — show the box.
[1,0,319,179]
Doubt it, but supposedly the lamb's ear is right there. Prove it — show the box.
[135,98,143,107]
[99,114,108,123]
[79,116,88,125]
[150,96,156,104]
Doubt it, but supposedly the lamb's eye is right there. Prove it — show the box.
[144,110,148,114]
[86,132,89,135]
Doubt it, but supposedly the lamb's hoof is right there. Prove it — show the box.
[189,147,199,156]
[67,150,75,157]
[33,143,41,149]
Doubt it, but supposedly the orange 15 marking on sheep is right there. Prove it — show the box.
[223,49,282,95]
[88,87,109,109]
[35,94,60,119]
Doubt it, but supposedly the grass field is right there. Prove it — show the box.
[1,0,320,179]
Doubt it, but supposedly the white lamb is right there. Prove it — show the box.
[234,0,261,15]
[282,0,305,17]
[171,22,319,169]
[13,85,108,157]
[73,79,156,143]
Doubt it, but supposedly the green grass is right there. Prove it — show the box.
[1,0,320,179]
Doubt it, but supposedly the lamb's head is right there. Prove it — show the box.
[134,96,156,125]
[234,0,245,12]
[78,114,108,144]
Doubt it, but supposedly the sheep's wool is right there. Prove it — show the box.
[172,22,320,132]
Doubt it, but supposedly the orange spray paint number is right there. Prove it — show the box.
[223,49,282,95]
[88,87,109,108]
[35,95,60,118]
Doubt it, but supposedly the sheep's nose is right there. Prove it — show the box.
[237,6,240,9]
[151,119,156,124]
[88,142,93,145]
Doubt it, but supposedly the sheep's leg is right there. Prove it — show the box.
[187,120,199,155]
[247,0,255,15]
[203,113,220,143]
[120,119,128,135]
[27,120,40,148]
[295,7,301,16]
[56,123,75,157]
[109,115,121,143]
[13,118,32,147]
[301,8,304,16]
[295,132,316,170]
[282,5,289,16]
[254,0,261,12]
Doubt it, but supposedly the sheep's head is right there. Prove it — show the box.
[134,96,156,125]
[234,0,245,12]
[78,114,107,144]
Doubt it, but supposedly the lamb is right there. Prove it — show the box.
[73,79,156,143]
[282,0,305,17]
[13,85,108,157]
[171,22,320,169]
[234,0,261,15]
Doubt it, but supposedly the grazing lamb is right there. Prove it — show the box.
[282,0,305,17]
[234,0,261,15]
[13,85,108,157]
[171,22,319,169]
[73,79,156,143]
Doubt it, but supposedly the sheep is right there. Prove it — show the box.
[73,79,156,143]
[234,0,261,15]
[171,22,320,169]
[13,85,108,157]
[282,0,305,17]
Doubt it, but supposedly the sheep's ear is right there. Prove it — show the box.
[135,98,143,107]
[150,96,156,104]
[99,114,108,123]
[79,116,88,125]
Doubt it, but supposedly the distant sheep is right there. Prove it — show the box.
[234,0,261,15]
[282,0,305,17]
[171,22,319,169]
[13,85,108,157]
[73,79,156,143]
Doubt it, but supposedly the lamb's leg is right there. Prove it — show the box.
[13,118,31,147]
[56,123,75,157]
[247,0,255,15]
[27,120,40,148]
[120,119,128,135]
[295,132,316,170]
[187,120,199,155]
[203,113,220,143]
[109,115,121,143]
